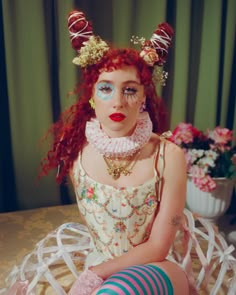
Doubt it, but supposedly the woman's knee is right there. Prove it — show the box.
[149,261,189,295]
[95,264,175,294]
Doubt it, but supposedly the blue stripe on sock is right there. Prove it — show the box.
[147,264,174,294]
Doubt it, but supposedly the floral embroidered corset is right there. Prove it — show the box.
[72,142,165,260]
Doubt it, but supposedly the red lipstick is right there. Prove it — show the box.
[109,113,126,122]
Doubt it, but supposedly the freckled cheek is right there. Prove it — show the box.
[129,99,142,109]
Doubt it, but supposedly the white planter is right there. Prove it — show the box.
[186,177,235,222]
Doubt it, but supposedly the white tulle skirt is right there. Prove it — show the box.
[1,209,236,295]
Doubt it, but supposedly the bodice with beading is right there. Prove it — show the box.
[72,144,164,262]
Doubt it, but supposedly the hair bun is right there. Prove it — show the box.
[155,23,174,39]
[150,22,174,66]
[68,11,93,51]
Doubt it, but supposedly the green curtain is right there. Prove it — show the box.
[0,0,235,212]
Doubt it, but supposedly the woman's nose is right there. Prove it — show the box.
[112,91,126,108]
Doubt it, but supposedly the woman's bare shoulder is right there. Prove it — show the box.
[163,139,186,172]
[150,134,184,155]
[164,138,184,154]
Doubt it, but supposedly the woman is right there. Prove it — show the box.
[50,10,187,294]
[4,10,235,295]
[68,64,189,295]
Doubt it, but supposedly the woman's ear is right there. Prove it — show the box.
[139,100,147,113]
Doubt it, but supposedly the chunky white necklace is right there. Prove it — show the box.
[85,112,153,158]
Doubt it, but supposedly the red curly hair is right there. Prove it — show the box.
[40,47,167,183]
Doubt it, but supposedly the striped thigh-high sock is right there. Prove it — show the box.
[96,264,174,295]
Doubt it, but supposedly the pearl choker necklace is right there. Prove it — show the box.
[85,112,153,158]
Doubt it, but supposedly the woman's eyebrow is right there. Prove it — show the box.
[97,80,113,84]
[96,79,141,85]
[123,80,141,85]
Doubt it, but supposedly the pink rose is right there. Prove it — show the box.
[189,165,205,178]
[185,152,192,170]
[207,127,233,145]
[140,47,159,66]
[171,123,202,145]
[114,221,127,233]
[193,175,216,192]
[87,187,94,199]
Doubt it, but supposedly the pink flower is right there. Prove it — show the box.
[193,175,216,192]
[114,221,127,233]
[172,122,236,192]
[185,152,192,168]
[87,187,95,199]
[189,165,205,178]
[171,123,202,145]
[140,47,159,66]
[207,127,233,145]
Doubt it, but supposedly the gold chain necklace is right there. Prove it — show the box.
[103,151,140,180]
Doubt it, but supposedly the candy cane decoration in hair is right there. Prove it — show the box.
[140,22,174,67]
[150,23,174,66]
[68,10,109,67]
[68,11,93,50]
